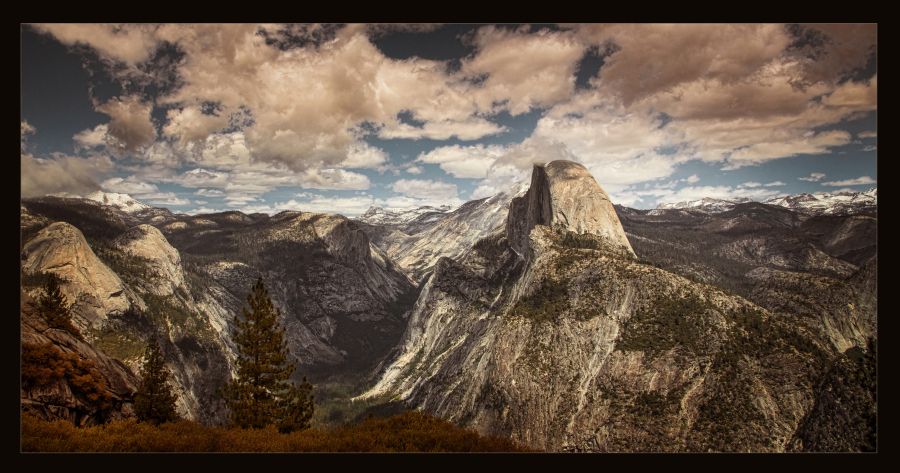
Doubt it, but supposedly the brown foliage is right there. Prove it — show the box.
[21,411,533,452]
[21,343,113,410]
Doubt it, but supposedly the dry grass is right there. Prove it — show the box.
[21,411,533,452]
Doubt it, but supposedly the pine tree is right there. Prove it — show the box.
[224,277,314,431]
[134,338,179,425]
[35,273,80,339]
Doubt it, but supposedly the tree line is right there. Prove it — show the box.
[29,274,314,432]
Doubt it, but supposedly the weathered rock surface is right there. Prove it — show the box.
[360,183,527,283]
[507,161,635,258]
[21,290,139,426]
[21,222,130,330]
[114,224,188,296]
[360,160,845,452]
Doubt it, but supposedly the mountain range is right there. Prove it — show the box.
[655,188,877,216]
[19,163,876,451]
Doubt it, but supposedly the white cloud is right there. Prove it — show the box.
[404,165,423,175]
[73,124,111,150]
[765,181,786,187]
[417,144,507,179]
[194,188,225,197]
[391,179,459,201]
[185,207,220,215]
[822,176,876,187]
[100,176,159,195]
[722,130,852,169]
[142,193,191,206]
[858,130,876,139]
[21,120,35,151]
[862,145,876,152]
[799,172,826,182]
[684,174,700,184]
[339,142,388,169]
[21,120,36,139]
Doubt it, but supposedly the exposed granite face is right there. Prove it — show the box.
[21,222,130,330]
[114,224,187,297]
[21,199,419,424]
[507,161,635,258]
[361,183,528,284]
[360,161,843,452]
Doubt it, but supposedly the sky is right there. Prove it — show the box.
[20,23,877,215]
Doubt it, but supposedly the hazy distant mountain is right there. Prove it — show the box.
[655,188,876,216]
[84,191,151,214]
[19,168,876,451]
[358,205,454,226]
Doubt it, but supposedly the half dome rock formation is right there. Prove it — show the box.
[360,160,832,452]
[113,224,187,297]
[507,161,635,258]
[21,222,130,330]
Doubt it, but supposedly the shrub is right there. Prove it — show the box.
[21,411,533,452]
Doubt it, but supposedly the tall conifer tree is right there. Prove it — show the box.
[35,273,80,338]
[224,277,314,431]
[134,338,179,425]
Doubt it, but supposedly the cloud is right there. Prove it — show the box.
[576,24,792,106]
[862,145,876,152]
[684,174,700,184]
[765,181,786,187]
[404,165,423,175]
[142,193,191,206]
[391,178,459,201]
[21,120,36,139]
[858,130,876,139]
[822,176,876,187]
[417,144,507,178]
[194,188,224,197]
[799,172,826,182]
[73,124,111,150]
[463,25,585,114]
[21,120,35,151]
[31,23,160,65]
[96,95,157,152]
[100,175,160,195]
[338,142,389,169]
[21,153,113,198]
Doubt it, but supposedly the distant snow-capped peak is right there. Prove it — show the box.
[84,191,151,213]
[358,204,454,226]
[654,187,876,215]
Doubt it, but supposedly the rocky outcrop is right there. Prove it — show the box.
[21,222,130,330]
[360,161,835,452]
[114,224,188,297]
[361,183,528,283]
[507,161,635,258]
[21,291,139,426]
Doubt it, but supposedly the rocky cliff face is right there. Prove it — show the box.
[113,224,188,297]
[21,222,131,330]
[360,183,527,283]
[507,161,634,258]
[21,197,419,423]
[360,160,843,452]
[21,290,139,426]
